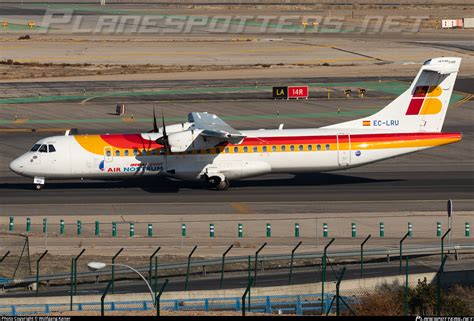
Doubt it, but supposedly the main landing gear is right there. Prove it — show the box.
[206,175,230,191]
[34,176,45,190]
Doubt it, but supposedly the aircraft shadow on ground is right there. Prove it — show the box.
[0,173,401,193]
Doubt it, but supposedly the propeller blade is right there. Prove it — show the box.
[153,108,159,133]
[161,111,167,138]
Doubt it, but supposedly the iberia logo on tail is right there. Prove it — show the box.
[406,86,443,115]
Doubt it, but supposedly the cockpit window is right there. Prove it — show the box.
[38,145,47,153]
[48,145,56,153]
[30,144,41,152]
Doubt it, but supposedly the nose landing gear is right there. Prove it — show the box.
[34,176,45,190]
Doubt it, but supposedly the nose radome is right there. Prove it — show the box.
[9,158,24,174]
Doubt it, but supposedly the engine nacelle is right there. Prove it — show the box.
[167,130,196,152]
[159,122,192,134]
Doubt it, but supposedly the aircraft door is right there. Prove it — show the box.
[337,134,351,167]
[104,146,113,163]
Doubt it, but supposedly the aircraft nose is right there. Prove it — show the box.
[9,158,24,175]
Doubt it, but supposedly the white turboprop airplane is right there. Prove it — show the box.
[10,57,462,190]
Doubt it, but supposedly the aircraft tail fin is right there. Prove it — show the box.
[324,57,462,132]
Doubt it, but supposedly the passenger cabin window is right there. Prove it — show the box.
[262,146,267,152]
[124,150,129,156]
[48,145,56,153]
[233,147,238,153]
[325,144,330,150]
[308,145,313,151]
[142,149,147,156]
[317,144,322,151]
[298,145,304,151]
[272,146,276,152]
[30,144,41,152]
[243,146,248,153]
[106,150,111,157]
[290,145,295,151]
[225,147,229,153]
[281,145,286,152]
[133,149,139,156]
[253,146,258,153]
[115,150,120,157]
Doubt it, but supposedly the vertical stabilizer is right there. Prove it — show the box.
[325,57,462,132]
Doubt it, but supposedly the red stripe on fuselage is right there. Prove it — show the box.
[239,132,461,146]
[100,134,162,149]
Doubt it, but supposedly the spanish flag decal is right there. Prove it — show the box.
[362,120,371,126]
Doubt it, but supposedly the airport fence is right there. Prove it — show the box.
[0,237,473,316]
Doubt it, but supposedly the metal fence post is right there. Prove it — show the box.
[9,216,13,232]
[437,221,441,238]
[111,248,124,294]
[101,280,113,316]
[322,238,335,314]
[149,247,161,286]
[436,255,448,316]
[360,234,371,277]
[351,223,356,238]
[26,217,31,233]
[379,222,384,237]
[242,277,253,316]
[247,255,251,311]
[148,224,153,237]
[295,223,300,238]
[254,243,267,286]
[35,250,48,297]
[323,223,328,238]
[70,258,74,311]
[466,222,470,237]
[182,224,186,237]
[441,229,451,266]
[77,220,81,235]
[0,251,10,264]
[266,223,271,238]
[220,244,234,289]
[325,267,347,316]
[95,221,100,237]
[73,249,86,295]
[238,223,243,238]
[405,256,409,316]
[43,218,47,234]
[60,219,65,235]
[112,222,117,237]
[399,232,409,274]
[156,279,169,316]
[408,222,413,238]
[289,241,302,285]
[184,245,197,290]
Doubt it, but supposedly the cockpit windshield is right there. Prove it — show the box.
[31,144,56,153]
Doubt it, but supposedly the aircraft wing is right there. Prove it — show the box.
[188,112,245,144]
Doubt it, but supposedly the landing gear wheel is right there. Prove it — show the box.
[206,176,230,191]
[216,178,230,191]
